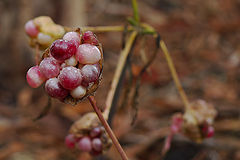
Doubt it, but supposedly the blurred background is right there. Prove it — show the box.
[0,0,240,159]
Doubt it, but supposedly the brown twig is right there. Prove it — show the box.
[130,35,160,125]
[88,96,129,160]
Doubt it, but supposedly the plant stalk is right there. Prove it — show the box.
[65,25,133,33]
[159,40,190,110]
[103,31,138,120]
[131,0,140,23]
[88,96,129,160]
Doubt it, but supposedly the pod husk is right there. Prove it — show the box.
[69,112,112,152]
[182,99,217,142]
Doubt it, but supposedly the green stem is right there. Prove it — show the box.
[159,40,191,111]
[131,0,140,23]
[64,26,134,33]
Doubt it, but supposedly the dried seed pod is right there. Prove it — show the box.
[33,16,54,27]
[26,16,66,50]
[70,112,100,137]
[188,100,217,125]
[182,99,217,142]
[36,28,103,104]
[68,112,112,154]
[99,129,112,153]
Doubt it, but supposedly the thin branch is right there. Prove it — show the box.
[88,96,129,160]
[131,0,140,23]
[130,35,160,125]
[159,40,191,110]
[142,28,192,111]
[65,25,133,33]
[103,31,138,120]
[121,25,129,49]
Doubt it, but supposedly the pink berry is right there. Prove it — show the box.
[45,78,69,99]
[76,44,101,64]
[77,137,92,152]
[70,85,86,99]
[65,134,76,149]
[65,56,78,66]
[50,39,77,61]
[90,127,102,138]
[207,127,214,138]
[81,64,100,87]
[82,31,98,45]
[39,57,60,79]
[25,20,39,37]
[58,66,82,90]
[60,63,67,69]
[92,138,102,152]
[26,66,46,88]
[171,116,183,133]
[202,125,215,138]
[63,32,81,47]
[37,33,52,45]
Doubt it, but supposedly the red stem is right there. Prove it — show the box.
[88,96,129,160]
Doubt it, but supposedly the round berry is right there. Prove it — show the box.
[63,31,81,47]
[82,31,98,45]
[58,66,82,90]
[92,138,102,152]
[37,33,52,45]
[81,64,100,87]
[76,44,101,64]
[90,127,102,138]
[26,66,46,88]
[202,125,215,138]
[70,85,86,99]
[77,137,92,152]
[45,78,69,99]
[39,57,60,79]
[50,39,77,61]
[25,20,39,37]
[65,56,78,66]
[171,116,183,133]
[60,63,67,71]
[65,134,76,149]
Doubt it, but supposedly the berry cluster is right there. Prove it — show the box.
[26,30,102,102]
[67,112,112,156]
[25,16,65,49]
[171,113,215,139]
[182,100,216,141]
[65,126,106,156]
